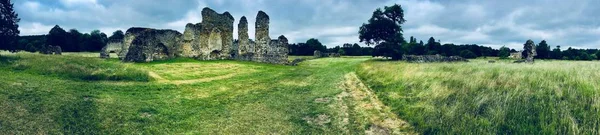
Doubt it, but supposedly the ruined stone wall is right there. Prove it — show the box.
[41,45,62,55]
[180,23,202,57]
[100,40,122,58]
[509,51,522,59]
[117,7,289,64]
[120,28,154,59]
[253,11,270,62]
[122,28,182,62]
[196,8,235,60]
[237,16,251,58]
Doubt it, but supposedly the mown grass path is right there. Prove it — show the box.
[1,54,411,134]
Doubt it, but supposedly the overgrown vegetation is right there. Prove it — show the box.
[357,59,600,134]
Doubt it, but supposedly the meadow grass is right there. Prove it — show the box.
[1,53,148,81]
[357,59,600,134]
[0,53,376,134]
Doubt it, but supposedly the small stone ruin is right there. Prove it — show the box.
[41,45,62,55]
[314,50,323,58]
[402,55,468,63]
[313,50,341,58]
[103,7,289,64]
[523,40,537,63]
[100,39,123,59]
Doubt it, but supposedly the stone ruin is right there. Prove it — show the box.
[314,50,323,58]
[522,40,537,63]
[40,45,62,55]
[100,39,123,58]
[104,7,289,64]
[402,55,468,63]
[121,28,182,62]
[509,51,522,59]
[313,50,341,58]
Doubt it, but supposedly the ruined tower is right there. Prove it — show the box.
[198,7,234,60]
[254,11,270,62]
[238,16,251,59]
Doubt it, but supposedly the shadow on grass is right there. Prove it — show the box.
[0,55,21,65]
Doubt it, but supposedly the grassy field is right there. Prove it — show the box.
[0,53,414,134]
[357,59,600,134]
[2,52,599,134]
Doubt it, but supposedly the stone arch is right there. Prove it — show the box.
[210,50,221,59]
[152,43,169,60]
[100,41,123,59]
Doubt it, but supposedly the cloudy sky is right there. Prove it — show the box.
[14,0,600,49]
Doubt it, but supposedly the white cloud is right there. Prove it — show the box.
[19,22,54,35]
[59,0,98,7]
[14,0,600,49]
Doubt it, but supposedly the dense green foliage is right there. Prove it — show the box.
[359,4,406,60]
[498,46,510,59]
[288,38,327,55]
[17,35,46,52]
[358,59,600,134]
[327,43,373,56]
[459,50,477,59]
[0,0,20,52]
[535,40,551,59]
[16,25,121,53]
[46,25,110,52]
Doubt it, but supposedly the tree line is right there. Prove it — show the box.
[498,40,600,60]
[288,38,374,56]
[17,25,124,52]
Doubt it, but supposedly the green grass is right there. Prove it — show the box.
[357,59,600,134]
[0,53,373,134]
[62,52,120,58]
[288,55,314,61]
[3,52,599,134]
[1,54,148,81]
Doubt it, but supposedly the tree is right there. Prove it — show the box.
[0,0,20,52]
[459,50,477,59]
[596,50,600,60]
[425,37,441,55]
[535,40,550,59]
[498,46,510,59]
[47,25,68,50]
[550,46,562,59]
[306,38,326,53]
[87,30,108,51]
[351,43,361,56]
[359,4,406,60]
[579,52,592,60]
[108,30,124,41]
[65,29,82,52]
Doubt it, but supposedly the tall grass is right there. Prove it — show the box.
[1,54,149,81]
[357,59,600,134]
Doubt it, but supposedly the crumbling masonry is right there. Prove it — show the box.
[102,7,289,64]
